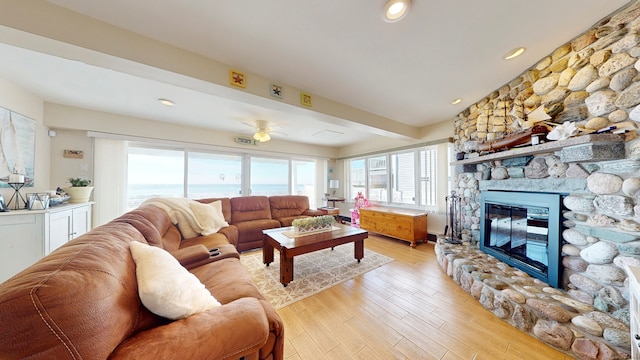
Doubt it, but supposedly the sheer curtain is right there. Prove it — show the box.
[93,137,128,226]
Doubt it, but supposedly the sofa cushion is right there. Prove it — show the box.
[196,197,232,223]
[189,200,229,233]
[274,215,310,227]
[234,219,281,251]
[181,232,232,249]
[230,196,273,223]
[117,205,183,251]
[269,195,309,218]
[129,241,221,320]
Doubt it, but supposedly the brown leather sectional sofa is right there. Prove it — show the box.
[0,195,321,359]
[200,195,324,251]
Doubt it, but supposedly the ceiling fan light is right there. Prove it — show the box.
[383,0,411,22]
[253,131,271,142]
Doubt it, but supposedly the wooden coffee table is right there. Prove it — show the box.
[262,223,368,286]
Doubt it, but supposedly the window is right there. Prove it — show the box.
[127,147,184,209]
[420,146,437,207]
[391,151,415,204]
[292,159,316,200]
[346,144,439,209]
[368,156,387,201]
[127,146,319,210]
[250,157,289,196]
[349,158,365,200]
[187,152,242,198]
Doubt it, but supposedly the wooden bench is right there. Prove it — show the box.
[358,207,427,248]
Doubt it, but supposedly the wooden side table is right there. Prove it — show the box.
[326,197,345,207]
[318,207,341,223]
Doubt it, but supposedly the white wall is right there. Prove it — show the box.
[0,78,49,208]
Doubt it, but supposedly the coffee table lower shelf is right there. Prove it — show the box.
[262,224,368,287]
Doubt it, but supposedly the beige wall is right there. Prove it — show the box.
[49,129,94,191]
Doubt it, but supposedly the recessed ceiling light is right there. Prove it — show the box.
[158,98,175,107]
[451,98,462,105]
[382,0,411,22]
[503,47,526,60]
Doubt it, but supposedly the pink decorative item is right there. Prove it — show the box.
[354,192,369,210]
[351,192,370,227]
[351,209,360,227]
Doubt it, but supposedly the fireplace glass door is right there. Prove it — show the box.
[484,203,549,274]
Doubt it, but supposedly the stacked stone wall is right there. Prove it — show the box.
[448,1,640,358]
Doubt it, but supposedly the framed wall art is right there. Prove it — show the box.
[300,92,312,107]
[270,83,283,99]
[63,150,84,159]
[0,107,36,187]
[230,70,246,88]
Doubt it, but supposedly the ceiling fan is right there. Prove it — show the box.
[242,120,286,142]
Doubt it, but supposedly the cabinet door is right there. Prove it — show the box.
[49,210,72,254]
[0,214,44,282]
[71,205,92,239]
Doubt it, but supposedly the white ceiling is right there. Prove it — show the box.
[0,0,633,147]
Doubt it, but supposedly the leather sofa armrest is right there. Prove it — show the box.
[217,225,239,247]
[303,209,325,217]
[170,244,210,269]
[109,297,269,359]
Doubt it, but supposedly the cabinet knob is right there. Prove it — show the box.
[635,333,640,340]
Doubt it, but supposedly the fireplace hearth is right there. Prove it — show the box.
[480,191,564,288]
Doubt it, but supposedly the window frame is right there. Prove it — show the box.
[345,144,440,211]
[126,144,320,210]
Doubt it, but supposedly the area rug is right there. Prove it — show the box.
[240,245,393,309]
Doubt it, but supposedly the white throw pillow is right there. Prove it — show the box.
[129,241,221,320]
[189,200,230,235]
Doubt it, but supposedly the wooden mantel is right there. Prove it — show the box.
[452,133,625,166]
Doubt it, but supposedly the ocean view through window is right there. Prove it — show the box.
[127,146,317,210]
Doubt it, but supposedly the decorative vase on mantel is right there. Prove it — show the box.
[66,177,93,203]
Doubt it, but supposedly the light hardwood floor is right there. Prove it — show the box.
[271,235,573,360]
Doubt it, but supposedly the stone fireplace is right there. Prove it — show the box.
[435,1,640,358]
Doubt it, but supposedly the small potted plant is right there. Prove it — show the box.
[66,177,94,203]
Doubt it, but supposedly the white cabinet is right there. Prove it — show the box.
[0,203,93,283]
[0,213,44,284]
[48,205,92,254]
[627,265,640,359]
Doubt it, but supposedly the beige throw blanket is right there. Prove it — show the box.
[141,197,228,239]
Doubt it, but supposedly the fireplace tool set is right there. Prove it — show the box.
[444,190,462,244]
